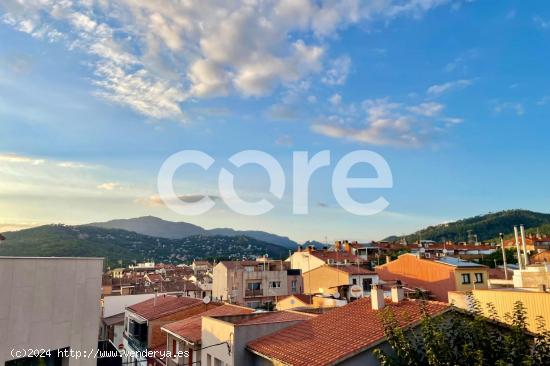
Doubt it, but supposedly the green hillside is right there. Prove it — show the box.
[0,225,289,267]
[384,209,550,243]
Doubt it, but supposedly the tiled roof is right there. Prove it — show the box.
[330,265,376,275]
[216,311,314,326]
[488,268,513,280]
[145,273,164,283]
[247,298,449,366]
[127,295,202,320]
[162,304,253,343]
[102,312,125,326]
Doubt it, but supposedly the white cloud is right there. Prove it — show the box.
[492,102,524,116]
[1,0,453,120]
[0,153,44,165]
[322,55,351,85]
[329,93,342,106]
[407,102,444,116]
[427,79,473,95]
[536,96,550,106]
[97,182,121,191]
[312,97,459,147]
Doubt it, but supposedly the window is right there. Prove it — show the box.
[362,278,373,292]
[207,354,212,366]
[247,282,261,290]
[172,339,177,356]
[352,278,357,285]
[291,280,297,292]
[475,273,484,283]
[269,281,281,288]
[461,273,471,284]
[244,266,254,272]
[214,358,223,366]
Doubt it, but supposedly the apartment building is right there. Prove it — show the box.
[212,260,302,308]
[376,253,489,301]
[161,304,253,366]
[287,244,364,273]
[303,265,379,300]
[0,256,103,366]
[123,295,219,366]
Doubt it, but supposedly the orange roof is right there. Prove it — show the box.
[247,298,449,366]
[215,311,314,326]
[127,295,202,320]
[162,304,253,344]
[329,265,376,275]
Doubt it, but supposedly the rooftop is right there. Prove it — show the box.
[127,295,203,320]
[247,298,449,366]
[329,265,376,275]
[434,256,486,268]
[162,304,253,343]
[212,310,314,326]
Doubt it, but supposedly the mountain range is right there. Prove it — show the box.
[0,224,290,267]
[87,216,298,249]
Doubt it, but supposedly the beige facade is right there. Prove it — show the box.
[0,257,103,366]
[449,289,550,333]
[512,264,550,288]
[287,251,327,273]
[302,265,379,298]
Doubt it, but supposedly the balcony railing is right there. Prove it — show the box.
[245,289,263,297]
[126,333,147,352]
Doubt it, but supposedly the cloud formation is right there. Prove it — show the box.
[312,97,461,147]
[1,0,453,120]
[427,79,473,95]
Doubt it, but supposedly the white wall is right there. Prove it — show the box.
[103,294,157,318]
[0,257,103,366]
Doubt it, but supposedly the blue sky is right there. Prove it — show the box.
[1,0,550,242]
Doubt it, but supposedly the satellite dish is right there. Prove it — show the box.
[333,292,340,299]
[350,285,363,298]
[203,295,211,304]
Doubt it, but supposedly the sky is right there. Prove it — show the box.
[1,0,550,243]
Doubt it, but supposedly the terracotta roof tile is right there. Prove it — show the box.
[127,295,202,320]
[311,251,361,262]
[330,265,376,275]
[162,304,253,343]
[247,298,449,366]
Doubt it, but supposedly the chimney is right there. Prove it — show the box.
[371,284,385,310]
[297,245,302,252]
[391,285,404,303]
[385,255,392,264]
[520,225,529,266]
[335,240,342,251]
[344,241,351,253]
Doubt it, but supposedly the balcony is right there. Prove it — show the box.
[126,333,147,352]
[245,289,263,297]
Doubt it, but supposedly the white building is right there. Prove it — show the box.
[0,257,103,366]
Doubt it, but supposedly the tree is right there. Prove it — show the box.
[374,299,550,366]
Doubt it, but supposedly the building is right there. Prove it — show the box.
[531,250,550,264]
[161,304,253,366]
[449,288,550,333]
[191,260,212,273]
[247,286,450,366]
[0,256,103,366]
[200,311,315,366]
[212,260,302,308]
[302,265,379,300]
[288,245,364,274]
[123,295,220,366]
[275,294,314,310]
[376,254,489,301]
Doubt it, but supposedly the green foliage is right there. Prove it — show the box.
[478,248,518,267]
[0,225,289,268]
[384,209,550,243]
[374,299,550,366]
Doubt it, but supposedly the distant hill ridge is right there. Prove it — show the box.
[0,224,290,267]
[383,209,550,243]
[87,216,298,249]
